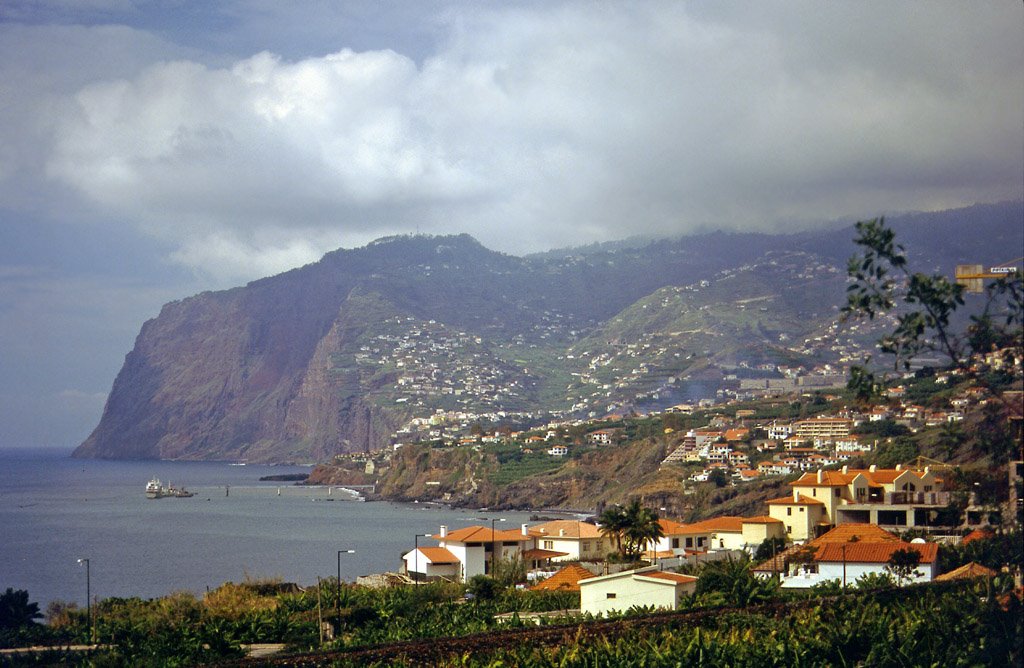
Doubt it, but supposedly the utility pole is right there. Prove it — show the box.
[77,559,91,644]
[336,549,354,634]
[316,577,323,645]
[490,518,506,577]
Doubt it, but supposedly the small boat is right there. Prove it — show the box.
[145,477,195,499]
[166,483,195,498]
[145,477,163,499]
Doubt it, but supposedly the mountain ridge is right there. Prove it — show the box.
[73,201,1023,462]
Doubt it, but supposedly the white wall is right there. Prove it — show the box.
[778,561,935,588]
[580,576,681,616]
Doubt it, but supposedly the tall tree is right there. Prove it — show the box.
[843,217,1022,401]
[885,548,923,586]
[622,499,665,560]
[598,504,629,559]
[0,588,42,629]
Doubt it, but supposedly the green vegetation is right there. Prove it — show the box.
[486,445,565,485]
[440,584,1021,667]
[843,217,1022,399]
[598,499,664,561]
[6,531,1022,665]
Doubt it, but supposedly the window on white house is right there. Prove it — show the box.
[607,593,617,599]
[543,540,553,550]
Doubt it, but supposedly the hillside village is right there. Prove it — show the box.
[336,340,1023,621]
[330,343,1018,491]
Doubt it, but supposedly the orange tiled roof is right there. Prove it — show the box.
[521,548,570,560]
[766,493,826,506]
[814,541,938,564]
[790,471,857,487]
[415,547,459,564]
[743,515,783,524]
[638,571,698,585]
[936,561,998,581]
[683,516,746,533]
[436,525,530,543]
[791,468,941,488]
[961,529,995,545]
[529,520,603,539]
[658,518,695,535]
[811,524,900,545]
[752,544,805,573]
[531,564,597,592]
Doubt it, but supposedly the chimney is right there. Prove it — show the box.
[559,529,566,537]
[521,523,529,536]
[842,465,848,475]
[924,466,930,474]
[895,463,902,471]
[793,488,800,502]
[439,525,447,538]
[869,464,876,472]
[816,469,823,484]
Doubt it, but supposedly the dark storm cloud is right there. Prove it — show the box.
[3,2,1021,282]
[0,1,1020,446]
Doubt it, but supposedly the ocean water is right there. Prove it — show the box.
[0,448,545,610]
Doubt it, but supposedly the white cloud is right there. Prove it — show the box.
[26,1,1024,282]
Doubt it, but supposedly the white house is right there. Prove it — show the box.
[579,566,698,616]
[776,539,938,588]
[401,546,460,581]
[652,519,711,556]
[528,520,610,562]
[411,524,534,580]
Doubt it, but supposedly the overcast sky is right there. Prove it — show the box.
[1,1,1021,449]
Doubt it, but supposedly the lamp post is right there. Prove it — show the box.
[336,549,354,631]
[413,533,433,584]
[76,558,91,644]
[490,517,506,577]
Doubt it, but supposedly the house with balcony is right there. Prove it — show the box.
[787,465,949,532]
[528,520,611,562]
[793,417,852,442]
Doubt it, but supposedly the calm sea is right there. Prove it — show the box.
[0,448,546,610]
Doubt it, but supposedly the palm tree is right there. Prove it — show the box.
[598,504,629,559]
[622,500,664,560]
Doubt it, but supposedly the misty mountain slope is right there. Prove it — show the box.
[74,202,1022,462]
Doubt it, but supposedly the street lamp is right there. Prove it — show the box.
[413,533,433,584]
[490,517,506,577]
[76,558,91,644]
[336,549,354,631]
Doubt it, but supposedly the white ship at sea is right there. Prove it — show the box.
[145,477,195,499]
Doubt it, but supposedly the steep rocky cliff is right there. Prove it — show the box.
[73,203,1024,462]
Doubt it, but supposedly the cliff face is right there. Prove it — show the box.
[74,265,354,461]
[72,204,1024,462]
[73,234,573,462]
